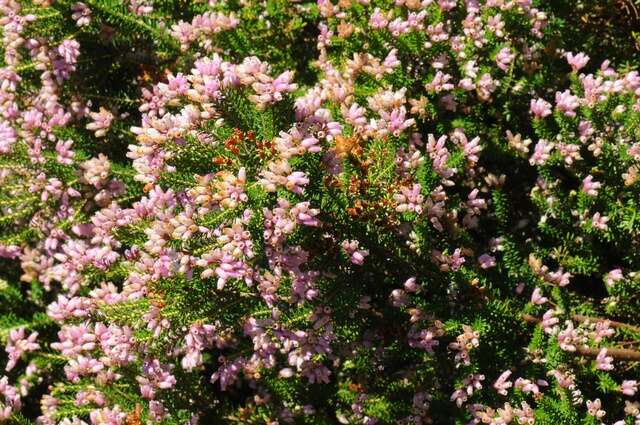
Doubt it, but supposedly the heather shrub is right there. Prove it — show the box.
[0,1,640,424]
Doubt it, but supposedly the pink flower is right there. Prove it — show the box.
[403,277,419,293]
[550,369,575,389]
[55,139,75,165]
[342,103,367,129]
[369,8,390,29]
[558,322,578,351]
[388,18,410,37]
[596,348,614,371]
[586,399,605,419]
[542,311,558,333]
[478,254,496,269]
[137,359,177,399]
[591,212,609,230]
[426,134,455,179]
[170,11,239,50]
[5,328,39,371]
[620,380,638,396]
[390,288,408,307]
[582,175,601,196]
[259,160,309,194]
[493,370,513,396]
[514,377,546,394]
[438,0,456,10]
[64,356,104,383]
[496,47,515,71]
[86,107,114,138]
[0,120,16,153]
[448,326,479,367]
[451,128,482,163]
[0,376,21,420]
[557,143,581,165]
[58,39,81,65]
[384,106,415,136]
[342,240,369,265]
[529,139,554,165]
[476,73,499,101]
[513,402,535,424]
[531,287,547,305]
[593,321,614,343]
[530,98,552,118]
[250,70,298,110]
[129,0,153,15]
[0,244,20,259]
[451,374,485,407]
[578,120,594,142]
[605,268,624,287]
[89,405,127,425]
[555,90,580,117]
[425,71,455,92]
[71,2,91,26]
[544,266,571,287]
[566,51,590,72]
[383,49,400,69]
[600,59,617,77]
[394,184,424,214]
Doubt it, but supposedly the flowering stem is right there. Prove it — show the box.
[571,314,640,334]
[522,314,640,360]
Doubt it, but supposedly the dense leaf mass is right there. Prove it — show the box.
[0,0,640,424]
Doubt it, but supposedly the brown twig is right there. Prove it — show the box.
[522,313,546,326]
[575,346,640,361]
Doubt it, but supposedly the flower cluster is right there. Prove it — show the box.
[1,0,640,424]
